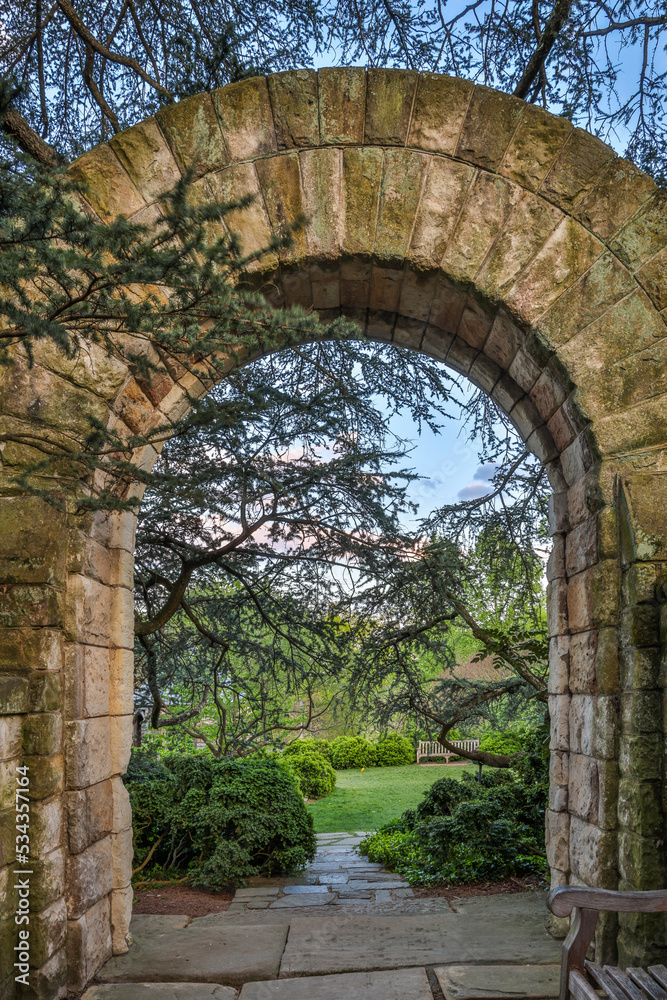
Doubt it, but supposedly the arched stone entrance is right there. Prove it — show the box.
[1,67,666,999]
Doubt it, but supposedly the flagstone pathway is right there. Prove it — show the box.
[85,833,563,1000]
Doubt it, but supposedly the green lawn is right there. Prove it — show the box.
[307,763,473,834]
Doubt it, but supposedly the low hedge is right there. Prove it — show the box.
[125,750,316,889]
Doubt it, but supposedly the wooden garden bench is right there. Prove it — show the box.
[547,886,667,1000]
[416,739,480,764]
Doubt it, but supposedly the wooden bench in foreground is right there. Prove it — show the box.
[416,739,480,764]
[547,886,667,1000]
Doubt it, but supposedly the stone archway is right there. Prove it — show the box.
[1,67,666,999]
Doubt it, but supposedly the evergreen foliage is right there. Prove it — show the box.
[330,735,377,769]
[281,746,337,799]
[374,733,415,766]
[359,726,549,886]
[125,750,316,888]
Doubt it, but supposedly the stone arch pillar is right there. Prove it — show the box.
[2,66,667,998]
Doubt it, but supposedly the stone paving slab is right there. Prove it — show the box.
[270,893,334,908]
[98,917,288,985]
[279,913,561,977]
[239,967,432,999]
[434,964,561,999]
[83,985,237,1000]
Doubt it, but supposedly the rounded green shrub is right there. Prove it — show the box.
[283,738,334,764]
[479,729,530,756]
[374,733,414,766]
[284,748,336,799]
[125,750,316,889]
[330,735,376,769]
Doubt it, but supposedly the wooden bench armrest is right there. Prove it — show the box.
[548,886,667,918]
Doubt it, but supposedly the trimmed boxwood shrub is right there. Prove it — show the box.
[125,750,316,889]
[330,735,376,769]
[282,746,336,799]
[375,733,414,766]
[283,738,334,764]
[479,729,531,756]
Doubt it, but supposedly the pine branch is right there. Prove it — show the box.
[513,0,573,99]
[1,105,61,166]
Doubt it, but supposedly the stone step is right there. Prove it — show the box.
[434,964,561,999]
[239,967,432,999]
[83,986,236,1000]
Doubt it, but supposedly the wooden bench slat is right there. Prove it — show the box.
[570,969,602,1000]
[603,966,650,1000]
[647,968,667,993]
[628,969,667,1000]
[586,961,634,1000]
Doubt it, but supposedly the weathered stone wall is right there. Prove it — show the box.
[1,67,666,998]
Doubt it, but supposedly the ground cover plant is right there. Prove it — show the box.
[125,750,316,889]
[359,728,548,886]
[307,762,472,833]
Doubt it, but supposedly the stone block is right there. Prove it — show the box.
[375,149,429,265]
[594,392,667,456]
[397,269,437,322]
[446,337,478,375]
[547,492,569,536]
[109,715,132,776]
[25,943,68,1000]
[408,73,473,155]
[618,829,664,889]
[621,690,662,735]
[65,643,110,720]
[610,190,667,272]
[65,575,112,646]
[409,157,474,269]
[429,278,467,334]
[30,798,63,858]
[111,827,133,889]
[109,547,133,591]
[0,496,66,586]
[541,128,616,213]
[547,579,568,637]
[364,68,417,145]
[569,695,594,756]
[477,192,564,302]
[30,896,68,968]
[456,86,525,170]
[0,628,62,674]
[66,837,113,919]
[592,697,618,760]
[443,172,522,285]
[0,715,21,760]
[255,153,306,263]
[620,604,661,648]
[0,809,13,868]
[576,158,656,242]
[27,848,65,912]
[567,467,610,530]
[549,693,570,751]
[318,67,366,145]
[29,670,62,713]
[422,325,454,362]
[500,104,572,191]
[24,754,64,800]
[622,563,665,607]
[619,733,661,780]
[68,144,145,221]
[526,424,558,464]
[110,775,132,834]
[547,535,565,581]
[560,432,594,487]
[505,217,604,326]
[109,648,134,717]
[568,752,599,823]
[67,779,113,855]
[65,717,112,790]
[157,92,226,177]
[67,894,112,991]
[618,778,663,837]
[619,645,660,691]
[617,910,667,968]
[300,147,343,260]
[637,245,667,312]
[268,69,319,148]
[549,751,569,813]
[566,516,599,577]
[597,759,619,830]
[212,77,277,161]
[547,635,569,694]
[468,353,503,394]
[110,884,133,955]
[567,561,621,634]
[0,585,62,630]
[568,816,617,887]
[546,808,569,871]
[109,118,181,204]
